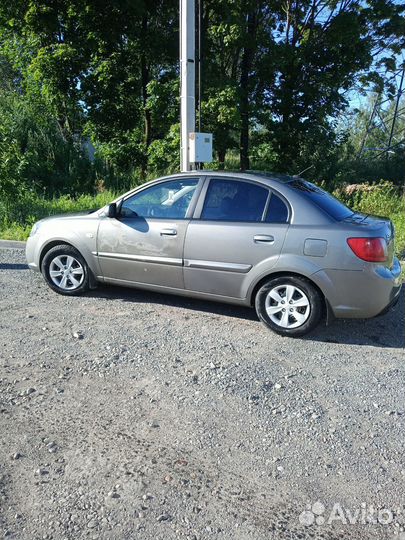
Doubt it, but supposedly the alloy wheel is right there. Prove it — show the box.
[265,284,311,329]
[49,255,85,291]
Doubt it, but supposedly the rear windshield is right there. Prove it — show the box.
[289,179,353,221]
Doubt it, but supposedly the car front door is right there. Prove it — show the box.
[183,177,290,299]
[97,177,201,289]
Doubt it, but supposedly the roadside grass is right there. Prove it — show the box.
[0,192,116,241]
[1,180,404,261]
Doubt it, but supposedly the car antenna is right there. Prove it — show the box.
[295,164,314,177]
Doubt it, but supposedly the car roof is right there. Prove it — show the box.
[111,170,300,205]
[109,169,333,225]
[160,170,297,184]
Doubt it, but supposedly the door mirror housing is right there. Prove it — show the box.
[107,203,117,218]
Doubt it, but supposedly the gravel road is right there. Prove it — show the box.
[0,247,404,540]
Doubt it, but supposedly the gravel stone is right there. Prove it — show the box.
[157,514,171,522]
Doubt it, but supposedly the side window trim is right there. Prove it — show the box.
[119,176,204,220]
[192,177,292,224]
[261,191,272,221]
[193,176,271,222]
[185,176,206,219]
[192,176,210,218]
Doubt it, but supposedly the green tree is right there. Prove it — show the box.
[0,0,179,178]
[260,0,405,176]
[0,0,404,185]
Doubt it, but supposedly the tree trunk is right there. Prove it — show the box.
[140,15,151,177]
[239,6,259,171]
[218,148,226,169]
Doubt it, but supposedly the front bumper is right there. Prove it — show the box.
[25,236,41,272]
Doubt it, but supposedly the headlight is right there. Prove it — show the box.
[30,222,42,237]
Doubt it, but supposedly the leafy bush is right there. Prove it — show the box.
[0,90,97,201]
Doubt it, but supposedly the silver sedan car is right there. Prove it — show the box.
[26,171,402,336]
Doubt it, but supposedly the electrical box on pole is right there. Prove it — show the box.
[189,132,213,163]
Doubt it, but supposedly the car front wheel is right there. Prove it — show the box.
[255,276,322,337]
[41,244,90,296]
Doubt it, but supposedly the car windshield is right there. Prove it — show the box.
[289,179,353,221]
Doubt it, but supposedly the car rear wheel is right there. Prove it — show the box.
[255,276,322,337]
[41,244,90,296]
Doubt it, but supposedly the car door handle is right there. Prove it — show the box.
[160,228,177,236]
[254,235,274,244]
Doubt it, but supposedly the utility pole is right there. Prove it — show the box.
[387,65,405,154]
[359,62,405,159]
[180,0,196,172]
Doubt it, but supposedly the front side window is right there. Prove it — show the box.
[201,179,268,222]
[121,179,199,219]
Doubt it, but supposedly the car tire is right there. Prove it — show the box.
[41,244,90,296]
[255,276,323,337]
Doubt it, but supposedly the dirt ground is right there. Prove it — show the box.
[0,247,404,540]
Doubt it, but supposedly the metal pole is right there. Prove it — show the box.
[180,0,196,172]
[198,0,202,133]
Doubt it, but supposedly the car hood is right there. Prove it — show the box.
[37,210,99,224]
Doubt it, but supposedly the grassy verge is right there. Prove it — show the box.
[0,192,116,241]
[1,181,404,260]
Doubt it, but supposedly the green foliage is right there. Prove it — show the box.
[337,96,405,187]
[0,191,116,240]
[202,86,240,164]
[0,85,97,202]
[0,0,404,207]
[147,124,180,175]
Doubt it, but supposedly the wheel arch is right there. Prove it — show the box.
[249,270,330,321]
[39,240,76,269]
[39,240,98,289]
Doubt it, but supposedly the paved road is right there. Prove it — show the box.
[0,240,26,249]
[0,247,404,540]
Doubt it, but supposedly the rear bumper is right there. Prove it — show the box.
[312,257,402,319]
[375,280,402,317]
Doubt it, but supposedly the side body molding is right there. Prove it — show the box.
[184,259,252,273]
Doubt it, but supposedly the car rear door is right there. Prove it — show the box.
[97,177,202,289]
[183,176,290,299]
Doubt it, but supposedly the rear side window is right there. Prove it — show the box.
[201,178,268,222]
[289,179,353,221]
[265,193,289,223]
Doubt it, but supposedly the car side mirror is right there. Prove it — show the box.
[107,203,117,218]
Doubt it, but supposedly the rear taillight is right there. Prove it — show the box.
[347,237,387,262]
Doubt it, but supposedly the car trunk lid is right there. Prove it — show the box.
[344,213,395,267]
